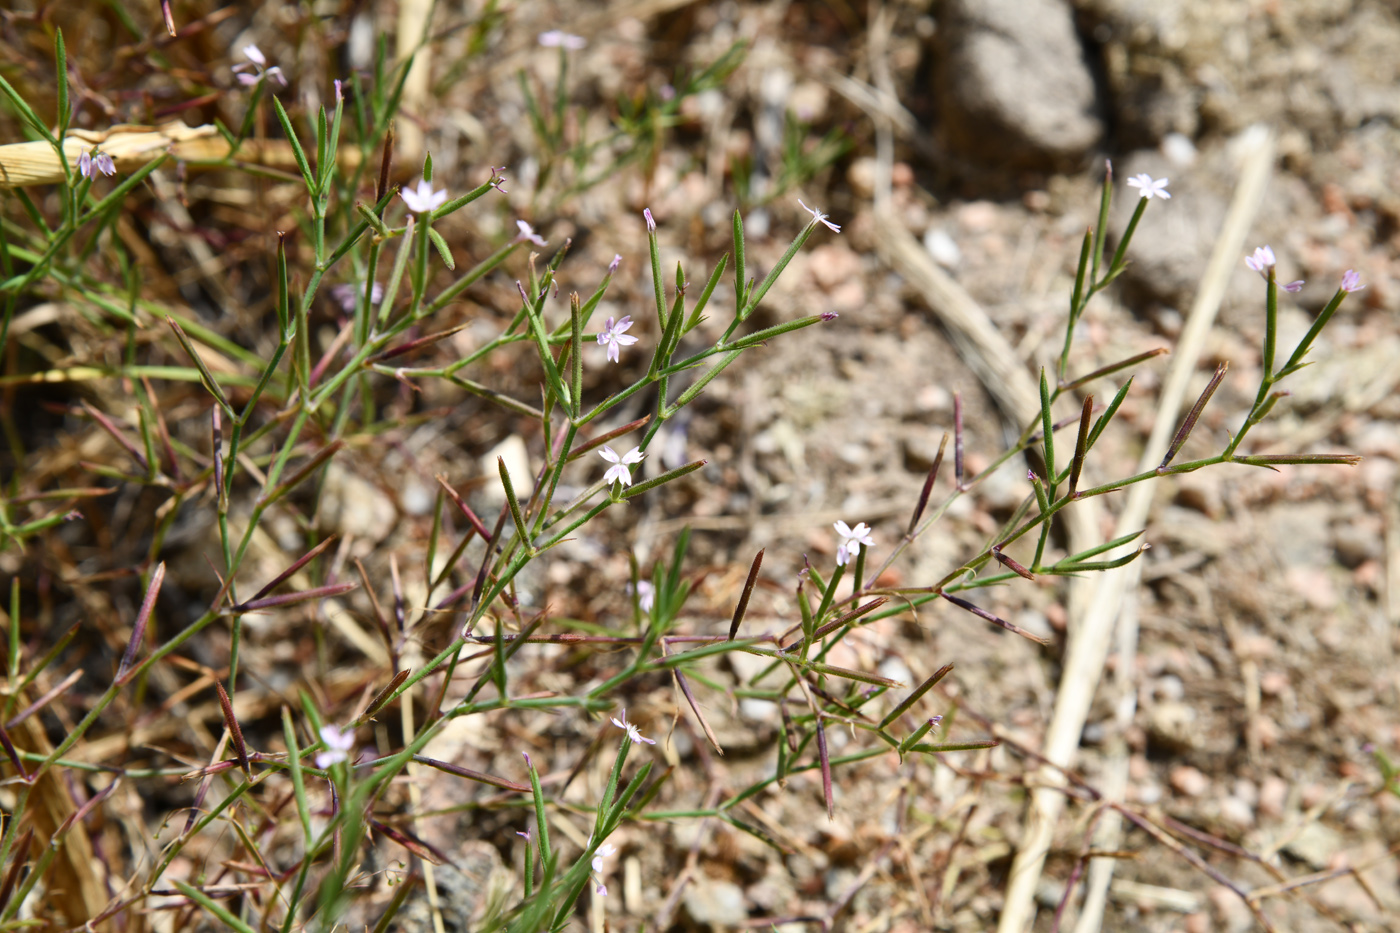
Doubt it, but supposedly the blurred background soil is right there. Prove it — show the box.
[3,1,1400,930]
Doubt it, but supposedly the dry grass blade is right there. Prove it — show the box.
[363,670,411,719]
[214,681,250,775]
[728,548,764,641]
[909,432,949,534]
[117,561,165,682]
[1160,362,1228,470]
[249,535,338,602]
[6,669,82,729]
[410,754,531,792]
[0,828,33,914]
[80,400,148,473]
[879,662,954,730]
[941,593,1047,645]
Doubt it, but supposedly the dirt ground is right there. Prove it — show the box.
[4,1,1400,931]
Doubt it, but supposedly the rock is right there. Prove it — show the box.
[321,463,397,544]
[1284,821,1343,870]
[1112,149,1228,305]
[902,431,947,472]
[479,435,533,510]
[682,877,748,928]
[1258,775,1289,819]
[933,0,1103,171]
[1218,795,1254,827]
[1149,701,1200,752]
[923,227,962,268]
[1169,764,1210,797]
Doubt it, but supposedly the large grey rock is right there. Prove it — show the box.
[934,0,1104,171]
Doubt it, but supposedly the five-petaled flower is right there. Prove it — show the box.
[627,580,655,612]
[77,149,116,179]
[538,30,586,49]
[833,520,875,566]
[611,709,656,745]
[515,220,548,247]
[329,281,384,314]
[400,177,447,215]
[600,446,644,487]
[1244,245,1276,275]
[1126,173,1171,200]
[1341,269,1365,293]
[595,315,638,363]
[233,44,287,88]
[316,724,354,768]
[798,199,841,232]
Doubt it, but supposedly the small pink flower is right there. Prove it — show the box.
[798,199,841,232]
[595,315,638,363]
[538,30,586,49]
[1244,245,1276,275]
[1126,173,1170,200]
[515,220,548,247]
[400,177,447,214]
[1341,269,1365,293]
[644,208,656,232]
[833,520,874,566]
[609,254,622,274]
[591,843,616,873]
[77,149,116,179]
[610,709,656,745]
[626,580,655,612]
[1282,280,1304,293]
[599,446,644,487]
[316,724,354,768]
[329,281,383,313]
[233,44,287,88]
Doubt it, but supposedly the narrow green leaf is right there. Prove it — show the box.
[271,95,315,192]
[55,31,69,137]
[282,707,312,845]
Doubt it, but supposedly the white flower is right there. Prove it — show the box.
[610,709,656,745]
[316,724,354,768]
[626,580,655,612]
[1244,245,1276,275]
[798,199,841,232]
[599,445,644,487]
[833,520,875,566]
[595,315,639,363]
[1126,173,1171,200]
[591,843,616,873]
[400,177,447,215]
[538,30,586,49]
[515,220,548,247]
[233,44,287,88]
